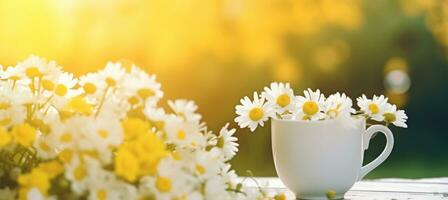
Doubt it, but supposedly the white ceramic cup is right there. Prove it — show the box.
[271,118,394,199]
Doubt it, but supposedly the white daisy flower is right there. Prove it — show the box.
[140,159,195,200]
[0,66,27,84]
[220,164,239,191]
[86,116,123,164]
[86,168,137,200]
[382,104,408,128]
[0,83,30,127]
[356,94,388,121]
[324,92,355,119]
[168,99,202,123]
[96,95,131,120]
[203,176,232,200]
[122,65,163,107]
[216,123,238,161]
[164,116,207,148]
[79,72,107,100]
[296,89,326,121]
[234,92,274,132]
[49,73,81,109]
[33,134,58,160]
[51,116,97,151]
[98,62,126,88]
[192,150,221,179]
[144,105,168,132]
[262,82,297,116]
[64,156,91,194]
[17,55,62,79]
[144,105,167,122]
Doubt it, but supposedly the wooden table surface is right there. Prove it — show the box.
[240,177,448,199]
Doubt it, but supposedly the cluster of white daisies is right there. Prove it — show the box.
[235,83,408,131]
[0,56,285,200]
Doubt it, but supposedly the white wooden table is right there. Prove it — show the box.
[241,177,448,199]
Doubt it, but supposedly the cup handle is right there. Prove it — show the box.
[358,125,394,180]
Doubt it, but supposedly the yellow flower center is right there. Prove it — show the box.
[217,136,224,148]
[196,164,206,175]
[249,107,264,121]
[128,96,139,105]
[83,82,96,94]
[137,88,154,99]
[303,101,319,115]
[274,193,287,200]
[177,130,186,140]
[74,165,86,181]
[105,77,116,87]
[383,113,396,123]
[97,189,107,200]
[327,109,339,118]
[368,103,379,114]
[98,129,109,139]
[60,133,73,143]
[39,141,51,152]
[9,76,20,81]
[55,84,68,96]
[155,177,172,193]
[276,94,291,108]
[25,67,42,78]
[58,149,73,163]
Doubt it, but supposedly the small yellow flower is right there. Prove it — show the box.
[18,168,50,195]
[133,133,166,176]
[37,161,64,179]
[0,127,11,147]
[115,147,140,182]
[121,118,150,141]
[64,96,93,115]
[11,123,36,147]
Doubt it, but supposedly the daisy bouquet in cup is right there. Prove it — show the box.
[235,83,408,131]
[0,56,284,200]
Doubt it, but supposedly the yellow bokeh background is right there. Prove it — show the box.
[0,0,361,74]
